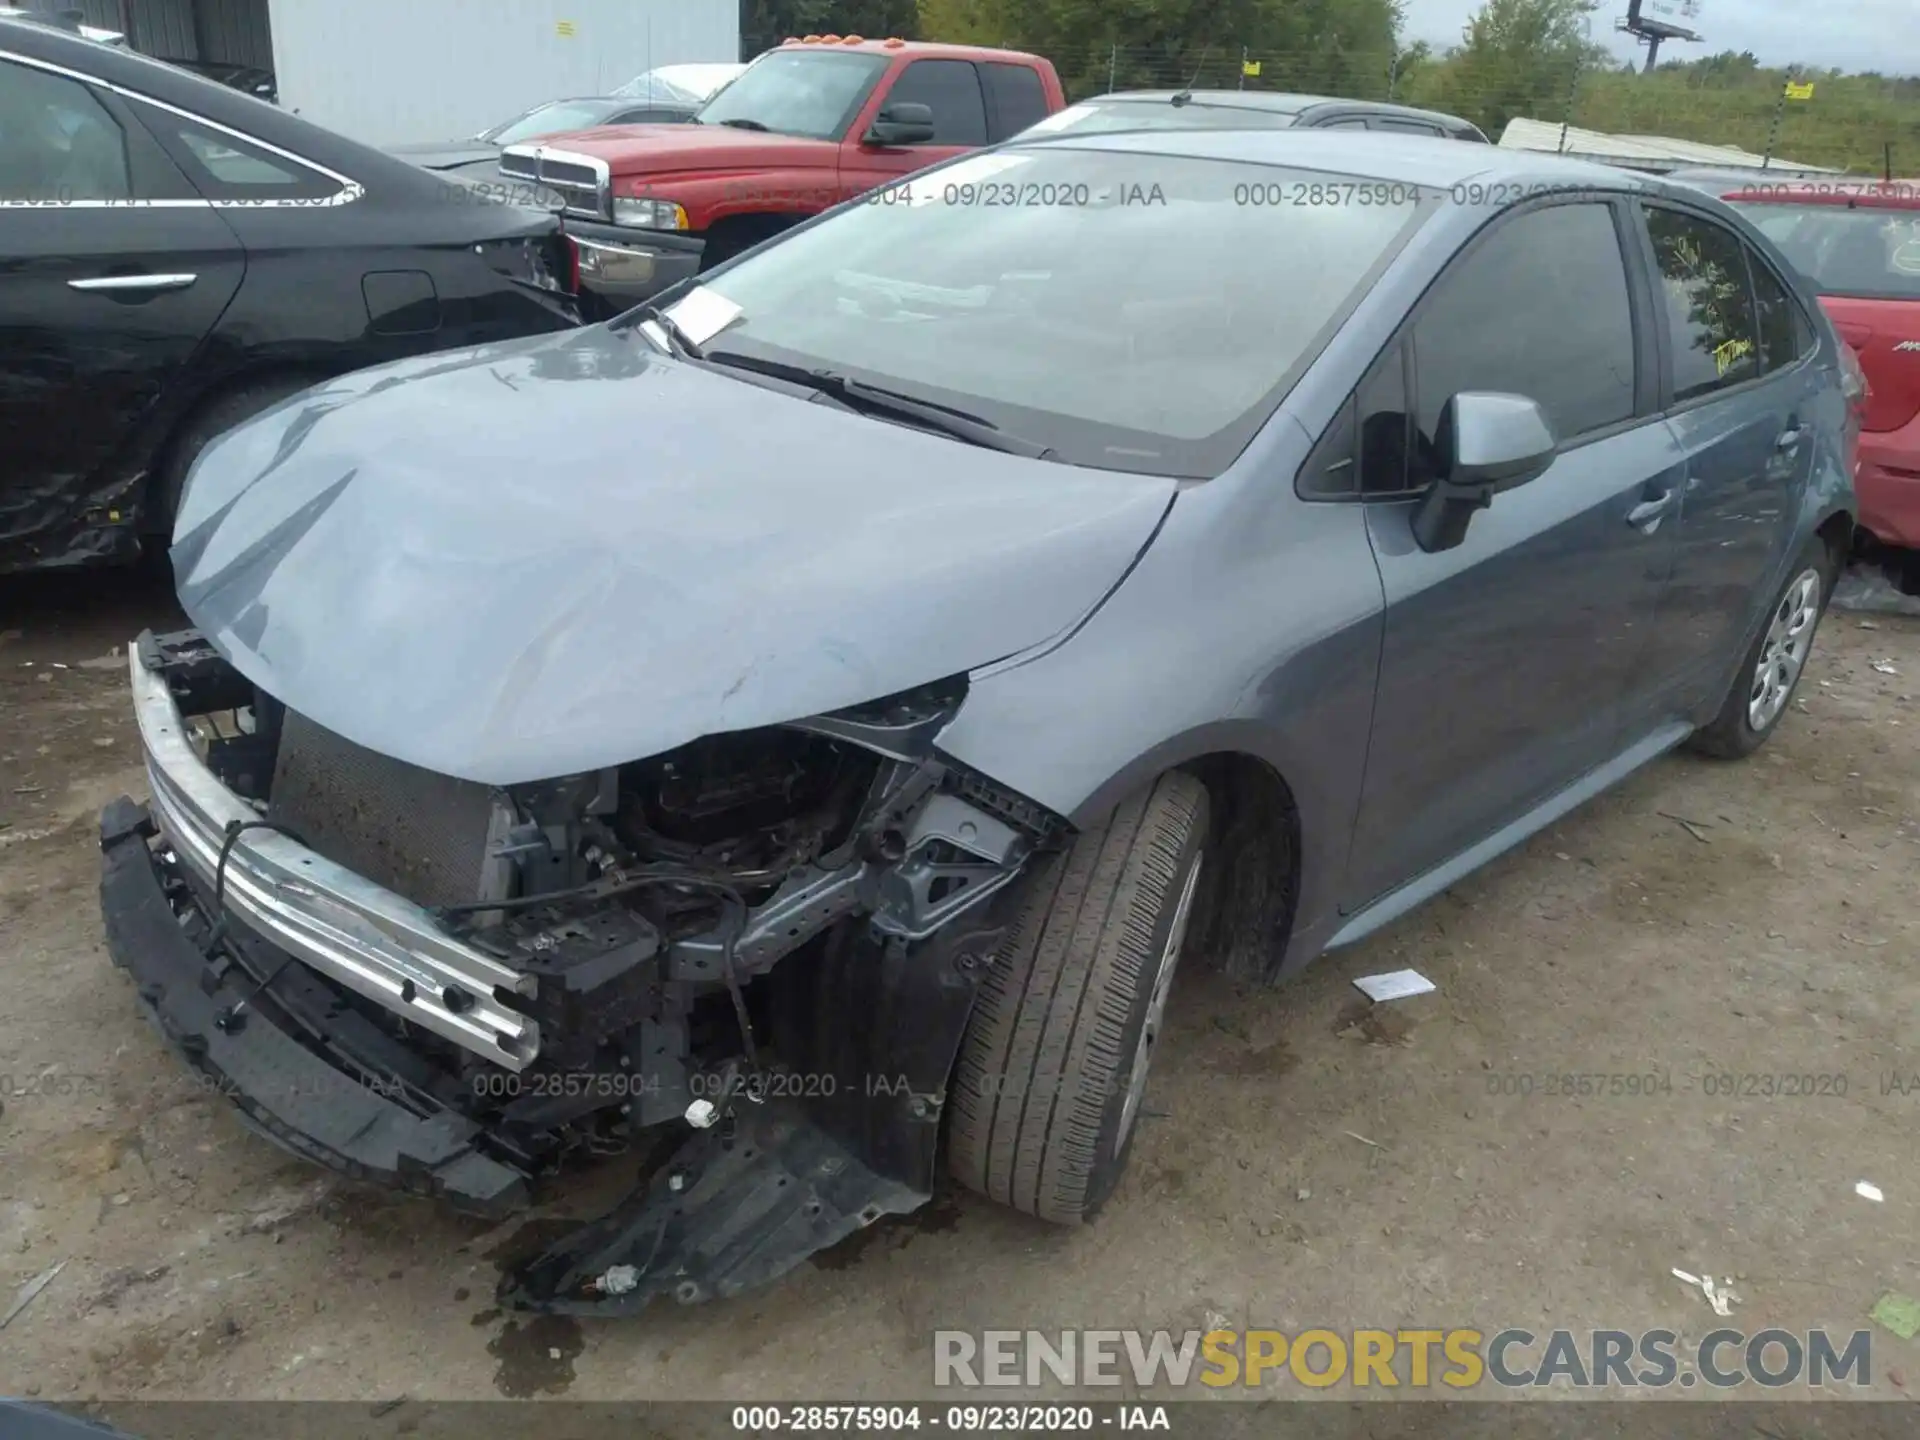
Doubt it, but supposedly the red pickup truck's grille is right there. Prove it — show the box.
[499,145,610,221]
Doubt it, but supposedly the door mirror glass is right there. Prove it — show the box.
[865,102,936,146]
[1412,392,1556,552]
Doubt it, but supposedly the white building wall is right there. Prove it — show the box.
[268,0,739,147]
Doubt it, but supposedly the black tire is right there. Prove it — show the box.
[152,376,316,545]
[948,771,1209,1224]
[1687,535,1837,760]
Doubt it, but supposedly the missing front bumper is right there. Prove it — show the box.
[99,797,529,1213]
[102,794,1019,1314]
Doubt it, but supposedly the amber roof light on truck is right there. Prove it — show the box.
[783,34,906,45]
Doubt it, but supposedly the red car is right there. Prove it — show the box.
[1719,180,1920,549]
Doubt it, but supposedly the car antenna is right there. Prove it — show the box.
[1171,47,1211,106]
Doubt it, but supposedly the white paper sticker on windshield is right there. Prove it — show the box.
[663,286,745,347]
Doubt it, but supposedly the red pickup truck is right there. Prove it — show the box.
[501,38,1065,302]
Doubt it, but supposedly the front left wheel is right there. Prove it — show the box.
[947,771,1209,1224]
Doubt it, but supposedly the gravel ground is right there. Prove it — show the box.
[0,568,1916,1409]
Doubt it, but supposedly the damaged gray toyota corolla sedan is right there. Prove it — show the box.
[100,132,1856,1315]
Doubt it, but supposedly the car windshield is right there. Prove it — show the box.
[613,69,702,105]
[1023,98,1301,138]
[692,50,887,140]
[1728,200,1920,300]
[486,100,616,145]
[680,147,1430,476]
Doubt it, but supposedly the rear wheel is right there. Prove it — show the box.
[1688,535,1836,759]
[948,772,1209,1224]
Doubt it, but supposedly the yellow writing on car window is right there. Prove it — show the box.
[1714,337,1754,376]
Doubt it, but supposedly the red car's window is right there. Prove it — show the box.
[1731,202,1920,301]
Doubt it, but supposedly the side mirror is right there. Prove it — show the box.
[865,102,935,146]
[1411,392,1556,553]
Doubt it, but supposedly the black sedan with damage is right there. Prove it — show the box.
[0,17,655,573]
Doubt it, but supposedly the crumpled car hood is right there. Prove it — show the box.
[170,327,1176,785]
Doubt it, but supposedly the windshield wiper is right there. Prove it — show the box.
[697,352,1058,460]
[716,117,770,131]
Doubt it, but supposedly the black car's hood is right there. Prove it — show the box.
[170,327,1177,785]
[388,140,498,170]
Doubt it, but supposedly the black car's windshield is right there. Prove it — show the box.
[1728,201,1920,300]
[679,147,1430,476]
[486,100,620,145]
[692,50,887,140]
[1024,98,1302,138]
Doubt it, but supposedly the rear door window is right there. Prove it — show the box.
[0,59,131,203]
[1644,206,1762,402]
[1373,117,1444,136]
[980,63,1048,141]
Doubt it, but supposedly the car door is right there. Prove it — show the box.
[1338,199,1683,908]
[839,58,988,198]
[0,56,243,562]
[1625,204,1824,720]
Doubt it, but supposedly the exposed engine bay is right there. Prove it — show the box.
[112,629,1064,1313]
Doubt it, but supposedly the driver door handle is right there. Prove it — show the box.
[1626,490,1678,532]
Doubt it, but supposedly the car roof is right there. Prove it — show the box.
[1007,125,1648,191]
[768,37,1047,64]
[0,16,458,198]
[1090,90,1473,129]
[1711,178,1920,210]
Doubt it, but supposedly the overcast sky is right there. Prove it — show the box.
[1399,0,1920,75]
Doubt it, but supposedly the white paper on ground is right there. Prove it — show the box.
[1354,969,1437,1003]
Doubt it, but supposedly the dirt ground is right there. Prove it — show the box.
[0,567,1916,1406]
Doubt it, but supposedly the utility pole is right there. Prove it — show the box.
[1108,42,1117,95]
[1387,49,1400,101]
[1239,46,1248,90]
